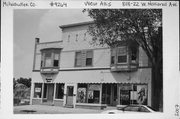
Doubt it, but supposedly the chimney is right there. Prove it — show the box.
[35,38,40,44]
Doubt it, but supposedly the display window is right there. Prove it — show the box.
[77,84,100,104]
[77,84,87,103]
[55,83,64,99]
[88,84,100,104]
[120,84,148,105]
[34,83,42,98]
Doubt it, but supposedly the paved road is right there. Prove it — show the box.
[14,105,116,114]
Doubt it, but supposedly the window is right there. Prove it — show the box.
[53,53,59,67]
[77,84,87,103]
[111,49,116,64]
[76,84,100,104]
[41,49,60,68]
[111,45,138,65]
[131,45,138,63]
[140,106,150,112]
[117,47,127,63]
[86,51,93,66]
[34,83,42,98]
[44,52,52,67]
[55,83,64,99]
[75,50,93,67]
[67,86,74,96]
[43,84,47,98]
[123,106,140,112]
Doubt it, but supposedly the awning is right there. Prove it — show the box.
[32,69,151,84]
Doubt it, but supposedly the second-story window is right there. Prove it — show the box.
[75,50,93,67]
[53,53,59,67]
[86,51,93,66]
[41,49,60,68]
[111,49,116,65]
[117,46,127,63]
[44,52,52,67]
[111,45,138,65]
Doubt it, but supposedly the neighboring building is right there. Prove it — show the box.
[30,21,152,109]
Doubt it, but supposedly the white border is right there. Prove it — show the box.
[1,1,179,119]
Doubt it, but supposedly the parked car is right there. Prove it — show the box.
[101,105,156,114]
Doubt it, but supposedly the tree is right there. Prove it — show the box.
[16,77,31,88]
[83,9,162,111]
[13,78,31,105]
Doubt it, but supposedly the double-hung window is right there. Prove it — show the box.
[53,53,59,67]
[44,52,52,67]
[75,50,93,67]
[117,46,127,63]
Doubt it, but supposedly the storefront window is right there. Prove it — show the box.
[120,84,148,105]
[55,83,64,99]
[77,84,101,104]
[88,84,100,104]
[43,84,47,98]
[77,84,87,103]
[34,83,42,98]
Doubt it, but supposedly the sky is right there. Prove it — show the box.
[14,9,92,79]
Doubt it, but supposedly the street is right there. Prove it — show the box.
[14,105,116,114]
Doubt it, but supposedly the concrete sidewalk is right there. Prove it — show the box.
[14,105,116,114]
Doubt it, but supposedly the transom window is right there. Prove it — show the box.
[75,50,93,67]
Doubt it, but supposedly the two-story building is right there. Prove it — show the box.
[30,21,152,109]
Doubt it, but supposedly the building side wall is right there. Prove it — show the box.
[34,54,41,70]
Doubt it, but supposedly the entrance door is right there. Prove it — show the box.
[47,84,54,102]
[66,86,74,107]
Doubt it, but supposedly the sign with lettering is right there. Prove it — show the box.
[35,88,41,92]
[46,78,52,83]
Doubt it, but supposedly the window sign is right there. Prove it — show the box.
[34,83,42,98]
[77,88,86,103]
[137,85,147,105]
[88,91,93,99]
[35,88,41,92]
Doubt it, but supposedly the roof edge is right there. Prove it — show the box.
[59,21,94,29]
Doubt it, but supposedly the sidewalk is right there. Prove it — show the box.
[14,105,116,114]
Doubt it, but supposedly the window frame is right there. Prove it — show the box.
[55,83,64,99]
[33,83,42,98]
[117,46,128,64]
[74,50,93,67]
[110,45,139,65]
[41,49,60,68]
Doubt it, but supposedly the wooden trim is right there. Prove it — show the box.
[59,21,94,29]
[61,47,109,53]
[38,40,62,45]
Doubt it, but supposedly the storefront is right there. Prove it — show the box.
[31,68,151,109]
